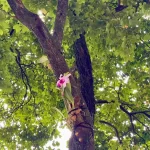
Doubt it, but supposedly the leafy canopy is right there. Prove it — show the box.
[0,0,150,149]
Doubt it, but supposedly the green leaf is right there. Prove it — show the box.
[0,29,3,35]
[13,24,22,33]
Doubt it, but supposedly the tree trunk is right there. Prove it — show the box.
[7,1,95,149]
[68,34,95,150]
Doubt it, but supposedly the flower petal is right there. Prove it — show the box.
[56,73,71,88]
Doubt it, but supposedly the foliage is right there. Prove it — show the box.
[0,0,150,149]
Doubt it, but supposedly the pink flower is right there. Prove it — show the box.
[56,73,71,89]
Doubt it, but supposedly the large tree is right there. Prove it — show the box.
[0,0,150,149]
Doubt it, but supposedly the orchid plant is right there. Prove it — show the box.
[57,73,74,109]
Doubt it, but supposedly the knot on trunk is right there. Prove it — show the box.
[69,122,94,150]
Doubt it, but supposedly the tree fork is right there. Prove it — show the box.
[7,0,95,149]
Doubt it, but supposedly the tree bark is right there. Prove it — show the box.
[74,34,95,119]
[7,0,95,149]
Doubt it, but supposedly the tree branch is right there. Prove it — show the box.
[7,0,69,79]
[96,97,150,123]
[95,99,114,104]
[115,0,128,12]
[10,48,31,99]
[120,105,149,148]
[100,120,122,144]
[7,0,52,40]
[133,115,150,131]
[120,105,130,115]
[53,0,68,47]
[143,112,150,118]
[131,110,150,118]
[95,99,134,106]
[73,34,95,117]
[8,48,33,116]
[120,105,135,132]
[124,103,150,118]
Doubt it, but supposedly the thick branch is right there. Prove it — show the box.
[7,0,69,78]
[100,120,122,144]
[74,34,95,117]
[53,0,68,47]
[120,105,130,115]
[7,0,52,40]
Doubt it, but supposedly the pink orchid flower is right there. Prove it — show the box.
[56,73,71,89]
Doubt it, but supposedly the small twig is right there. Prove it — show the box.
[95,98,134,106]
[20,62,35,67]
[15,49,32,98]
[134,131,149,149]
[141,39,150,49]
[131,110,150,118]
[9,95,32,117]
[100,120,122,144]
[8,48,33,115]
[120,105,149,148]
[120,105,135,131]
[133,115,150,131]
[95,99,114,104]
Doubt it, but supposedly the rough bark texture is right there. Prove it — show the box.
[7,0,95,149]
[7,0,68,79]
[53,0,68,47]
[74,34,95,119]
